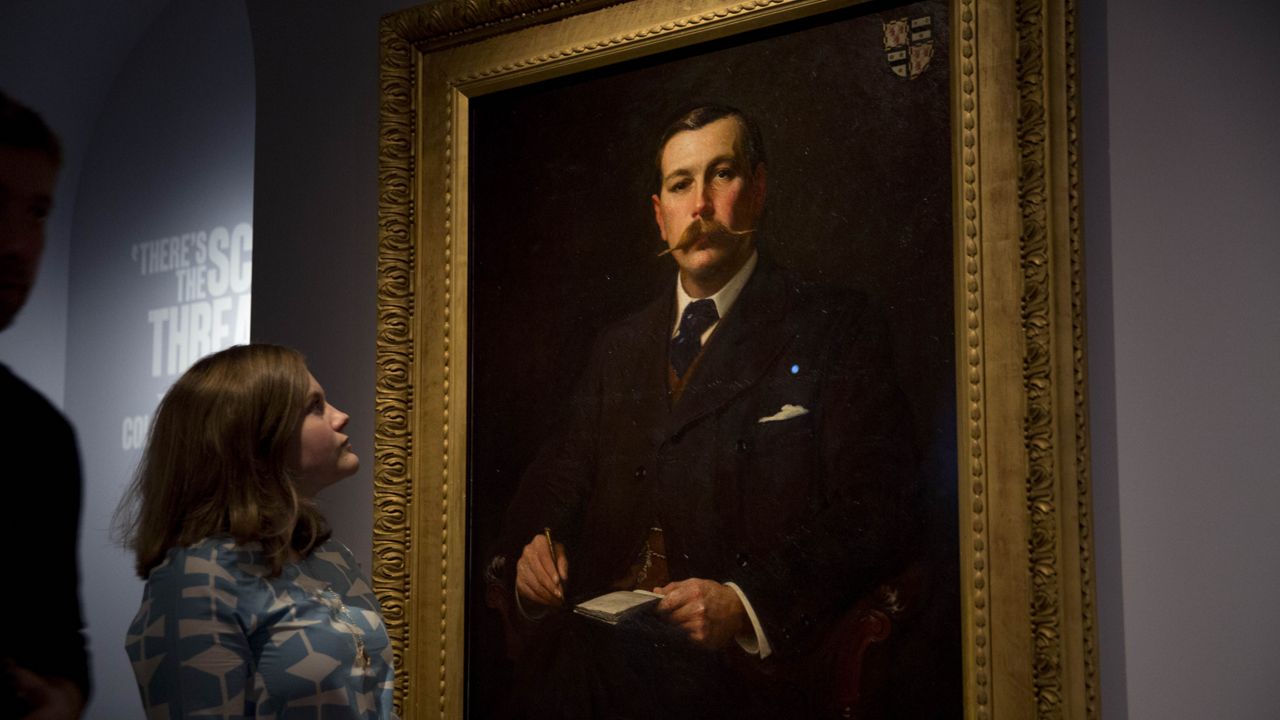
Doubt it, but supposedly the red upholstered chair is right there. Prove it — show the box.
[807,562,928,718]
[483,555,527,660]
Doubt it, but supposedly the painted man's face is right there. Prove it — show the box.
[651,117,766,297]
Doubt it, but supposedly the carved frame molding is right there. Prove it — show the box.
[375,1,1097,717]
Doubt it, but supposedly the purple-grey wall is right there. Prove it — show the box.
[1,1,258,716]
[1083,1,1280,717]
[245,0,422,575]
[63,1,256,715]
[0,0,168,403]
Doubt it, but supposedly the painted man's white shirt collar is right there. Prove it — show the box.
[672,250,759,342]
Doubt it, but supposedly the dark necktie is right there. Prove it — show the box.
[670,298,719,378]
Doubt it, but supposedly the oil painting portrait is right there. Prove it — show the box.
[465,2,958,716]
[374,0,1098,717]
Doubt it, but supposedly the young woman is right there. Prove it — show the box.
[117,344,394,718]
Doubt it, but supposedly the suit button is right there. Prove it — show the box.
[670,432,682,446]
[735,438,749,452]
[736,552,749,568]
[634,465,646,480]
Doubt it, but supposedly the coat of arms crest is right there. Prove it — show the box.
[883,15,934,79]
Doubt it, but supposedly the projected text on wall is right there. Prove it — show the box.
[133,223,252,378]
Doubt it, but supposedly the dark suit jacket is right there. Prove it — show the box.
[1,365,90,710]
[502,258,920,657]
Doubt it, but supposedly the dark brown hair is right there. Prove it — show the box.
[116,344,330,577]
[0,89,62,165]
[653,104,766,189]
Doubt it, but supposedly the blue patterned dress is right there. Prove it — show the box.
[125,536,396,718]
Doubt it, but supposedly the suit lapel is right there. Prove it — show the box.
[608,283,677,440]
[666,260,795,438]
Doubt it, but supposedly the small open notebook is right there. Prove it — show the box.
[573,589,663,625]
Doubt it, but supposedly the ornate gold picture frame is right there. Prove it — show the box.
[375,0,1095,718]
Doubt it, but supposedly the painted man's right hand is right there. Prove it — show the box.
[515,533,569,607]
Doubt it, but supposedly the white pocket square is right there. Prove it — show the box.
[757,404,809,424]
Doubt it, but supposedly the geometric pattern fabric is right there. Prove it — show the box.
[126,537,396,718]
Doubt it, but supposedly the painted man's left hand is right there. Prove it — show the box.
[654,578,747,650]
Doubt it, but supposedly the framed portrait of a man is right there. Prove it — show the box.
[374,1,1097,718]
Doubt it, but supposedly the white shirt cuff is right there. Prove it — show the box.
[725,581,772,659]
[514,587,553,622]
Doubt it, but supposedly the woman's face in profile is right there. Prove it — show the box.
[295,372,359,498]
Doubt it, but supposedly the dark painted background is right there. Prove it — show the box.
[466,1,957,715]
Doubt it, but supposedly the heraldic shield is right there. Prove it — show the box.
[883,14,934,79]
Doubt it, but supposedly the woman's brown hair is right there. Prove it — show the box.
[116,344,330,577]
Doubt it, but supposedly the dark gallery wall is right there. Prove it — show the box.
[1,0,1277,717]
